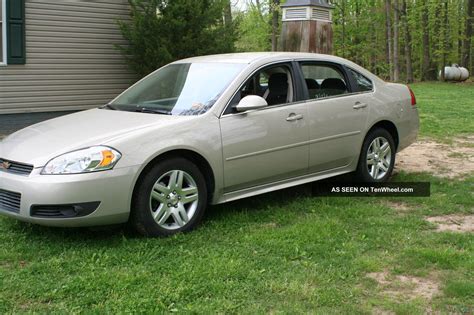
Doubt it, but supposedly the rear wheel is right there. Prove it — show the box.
[130,158,207,237]
[355,128,396,182]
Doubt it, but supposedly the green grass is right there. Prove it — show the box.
[410,82,474,141]
[1,82,473,314]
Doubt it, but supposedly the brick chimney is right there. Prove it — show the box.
[280,0,334,54]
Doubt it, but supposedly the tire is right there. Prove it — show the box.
[355,128,396,183]
[130,157,208,237]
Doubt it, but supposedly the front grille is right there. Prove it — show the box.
[0,189,21,214]
[0,158,34,176]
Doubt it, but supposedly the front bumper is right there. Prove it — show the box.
[0,165,140,227]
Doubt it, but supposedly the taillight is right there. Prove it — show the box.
[408,86,416,106]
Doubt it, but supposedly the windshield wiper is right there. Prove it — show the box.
[100,104,118,111]
[136,107,173,115]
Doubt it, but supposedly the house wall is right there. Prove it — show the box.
[0,0,137,119]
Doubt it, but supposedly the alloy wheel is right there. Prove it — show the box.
[149,170,199,230]
[366,136,392,180]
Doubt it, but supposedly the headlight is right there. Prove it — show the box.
[42,146,122,175]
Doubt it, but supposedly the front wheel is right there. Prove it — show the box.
[355,128,396,182]
[130,158,208,237]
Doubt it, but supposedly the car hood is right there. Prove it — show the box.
[0,109,182,167]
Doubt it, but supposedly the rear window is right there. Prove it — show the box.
[348,68,373,92]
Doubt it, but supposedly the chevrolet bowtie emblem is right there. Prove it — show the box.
[2,161,12,169]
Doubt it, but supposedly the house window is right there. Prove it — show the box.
[1,0,26,65]
[0,0,6,65]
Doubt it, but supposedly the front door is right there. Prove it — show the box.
[220,63,309,192]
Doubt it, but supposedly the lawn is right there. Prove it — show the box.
[410,82,474,141]
[0,82,473,314]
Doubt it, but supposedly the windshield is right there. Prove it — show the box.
[111,62,245,116]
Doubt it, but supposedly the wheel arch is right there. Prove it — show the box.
[366,120,399,150]
[131,149,216,208]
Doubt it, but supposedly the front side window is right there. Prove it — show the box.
[348,68,374,92]
[111,62,245,116]
[0,0,5,64]
[301,64,349,100]
[226,64,294,114]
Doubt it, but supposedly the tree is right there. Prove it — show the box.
[224,0,233,27]
[462,0,473,71]
[440,0,449,81]
[235,0,276,52]
[271,0,281,51]
[330,0,472,81]
[402,0,414,83]
[421,0,436,80]
[393,0,400,81]
[235,3,271,51]
[385,0,394,81]
[117,0,236,76]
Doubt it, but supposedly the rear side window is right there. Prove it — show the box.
[300,64,349,100]
[348,68,373,92]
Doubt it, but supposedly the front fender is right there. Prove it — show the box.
[105,114,224,207]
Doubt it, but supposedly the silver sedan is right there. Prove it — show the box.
[0,53,419,236]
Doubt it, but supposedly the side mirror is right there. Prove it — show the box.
[235,95,268,112]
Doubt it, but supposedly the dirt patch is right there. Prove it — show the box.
[367,271,440,301]
[396,137,474,178]
[426,214,474,233]
[382,201,413,213]
[371,308,395,315]
[261,222,279,229]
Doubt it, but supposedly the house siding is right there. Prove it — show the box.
[0,0,137,115]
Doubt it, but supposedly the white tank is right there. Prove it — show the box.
[440,64,470,81]
[459,67,470,81]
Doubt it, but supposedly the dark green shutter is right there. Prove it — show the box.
[6,0,26,64]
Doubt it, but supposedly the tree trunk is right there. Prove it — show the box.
[223,0,232,27]
[421,0,435,80]
[402,0,413,83]
[255,0,263,16]
[458,1,464,64]
[370,5,377,73]
[341,1,346,58]
[393,0,400,81]
[271,0,280,51]
[462,0,473,71]
[355,0,361,64]
[385,0,394,81]
[440,0,449,81]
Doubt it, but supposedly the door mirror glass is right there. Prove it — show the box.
[235,95,268,112]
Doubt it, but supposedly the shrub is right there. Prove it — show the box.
[117,0,236,76]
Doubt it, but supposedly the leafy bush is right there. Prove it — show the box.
[117,0,236,76]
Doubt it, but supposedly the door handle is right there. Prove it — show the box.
[353,102,368,110]
[286,113,304,122]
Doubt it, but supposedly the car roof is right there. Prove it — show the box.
[175,52,348,65]
[173,52,384,84]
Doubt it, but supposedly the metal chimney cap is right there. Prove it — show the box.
[281,0,334,9]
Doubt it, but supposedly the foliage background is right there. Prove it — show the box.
[117,0,473,81]
[117,0,236,76]
[234,0,473,82]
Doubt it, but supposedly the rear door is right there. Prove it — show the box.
[298,61,370,173]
